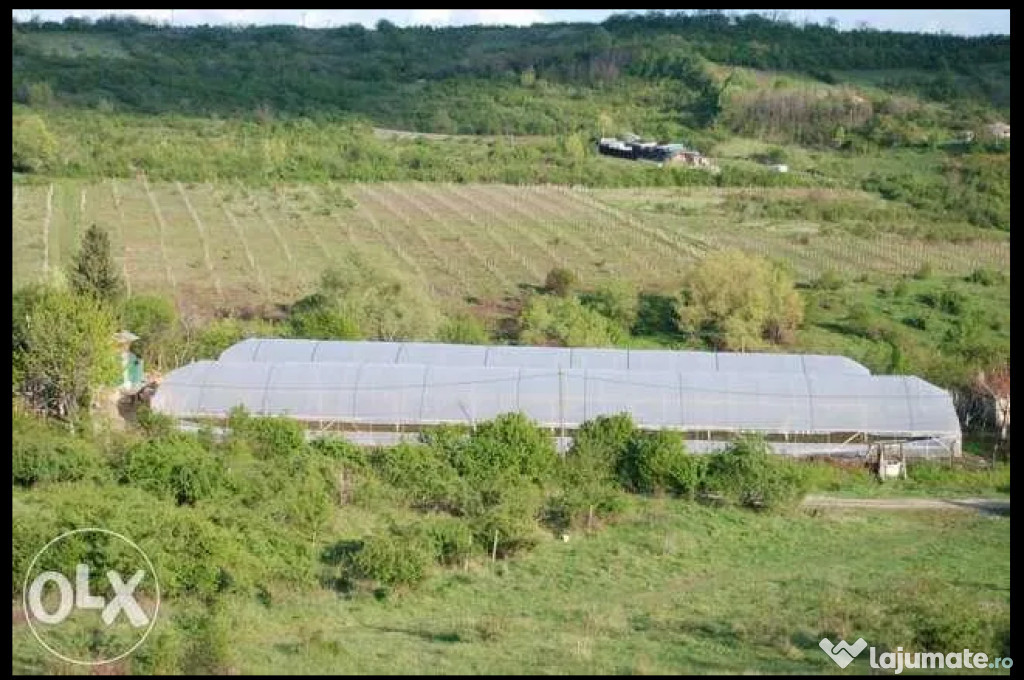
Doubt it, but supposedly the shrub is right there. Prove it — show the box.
[309,437,368,468]
[311,260,441,341]
[11,483,253,601]
[12,417,109,487]
[419,517,476,566]
[12,112,58,173]
[580,279,639,331]
[565,413,637,485]
[177,604,235,674]
[453,413,559,485]
[437,313,490,344]
[231,411,307,459]
[350,534,432,588]
[544,267,578,297]
[542,481,627,533]
[186,318,247,359]
[518,294,627,347]
[617,430,698,496]
[902,315,928,330]
[118,434,225,505]
[468,481,543,558]
[287,302,361,340]
[937,288,967,316]
[136,404,176,436]
[811,269,845,291]
[966,267,1004,286]
[371,443,467,513]
[701,436,808,510]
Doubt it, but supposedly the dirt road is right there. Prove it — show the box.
[803,495,1009,514]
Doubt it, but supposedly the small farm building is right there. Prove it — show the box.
[152,340,961,457]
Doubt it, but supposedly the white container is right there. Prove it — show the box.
[880,461,904,480]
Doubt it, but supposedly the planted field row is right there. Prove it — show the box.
[11,180,1010,318]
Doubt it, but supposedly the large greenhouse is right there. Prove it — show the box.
[151,340,962,457]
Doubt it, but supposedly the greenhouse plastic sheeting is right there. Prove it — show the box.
[152,360,959,438]
[217,339,872,374]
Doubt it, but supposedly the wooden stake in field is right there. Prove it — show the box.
[215,186,270,299]
[109,179,133,297]
[176,181,224,301]
[140,174,178,295]
[42,183,54,277]
[492,529,499,563]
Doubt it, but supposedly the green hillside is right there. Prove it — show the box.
[12,11,1010,139]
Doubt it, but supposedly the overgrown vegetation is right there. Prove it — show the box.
[10,405,1008,673]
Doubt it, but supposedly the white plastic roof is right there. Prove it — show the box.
[152,360,959,438]
[217,339,872,375]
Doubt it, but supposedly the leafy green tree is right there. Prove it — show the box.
[12,113,58,173]
[68,224,125,304]
[12,285,121,421]
[119,294,178,368]
[675,250,803,350]
[306,260,440,341]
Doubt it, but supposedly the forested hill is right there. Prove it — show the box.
[12,10,1010,136]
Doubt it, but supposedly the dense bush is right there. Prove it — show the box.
[518,294,628,347]
[296,261,441,341]
[617,430,698,496]
[700,436,808,510]
[12,416,109,487]
[966,267,1004,287]
[371,443,468,513]
[467,481,545,558]
[228,408,307,459]
[566,413,637,484]
[420,517,477,567]
[117,433,226,506]
[436,313,490,345]
[349,534,433,589]
[450,413,559,485]
[287,298,362,341]
[544,267,578,297]
[580,280,640,333]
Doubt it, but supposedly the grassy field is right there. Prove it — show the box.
[11,180,1009,319]
[12,497,1010,675]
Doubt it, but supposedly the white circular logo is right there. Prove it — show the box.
[21,527,161,666]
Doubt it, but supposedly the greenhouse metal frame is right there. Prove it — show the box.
[217,339,873,375]
[153,342,962,457]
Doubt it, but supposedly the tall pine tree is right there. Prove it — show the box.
[68,223,124,304]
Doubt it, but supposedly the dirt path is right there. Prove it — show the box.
[803,495,1009,515]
